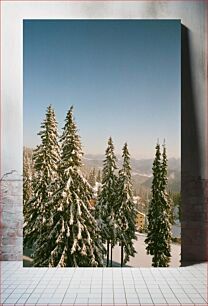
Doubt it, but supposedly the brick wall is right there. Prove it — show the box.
[0,173,23,260]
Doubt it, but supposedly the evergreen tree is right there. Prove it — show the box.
[145,142,172,267]
[160,141,172,258]
[33,106,105,267]
[24,105,60,250]
[116,143,137,266]
[88,167,96,187]
[95,137,118,267]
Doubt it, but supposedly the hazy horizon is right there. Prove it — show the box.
[24,143,181,161]
[24,20,181,160]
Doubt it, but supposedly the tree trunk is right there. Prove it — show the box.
[110,243,113,267]
[107,240,109,267]
[121,242,124,267]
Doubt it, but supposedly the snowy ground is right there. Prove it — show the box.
[110,232,181,267]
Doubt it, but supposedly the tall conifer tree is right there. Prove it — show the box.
[95,137,118,267]
[24,105,60,249]
[145,142,172,267]
[116,143,137,266]
[33,106,105,267]
[160,141,172,263]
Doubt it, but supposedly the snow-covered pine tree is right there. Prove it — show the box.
[23,105,60,250]
[145,141,172,267]
[95,137,118,267]
[34,106,105,267]
[116,143,137,266]
[160,141,172,265]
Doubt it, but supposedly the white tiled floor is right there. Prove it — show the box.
[0,261,207,305]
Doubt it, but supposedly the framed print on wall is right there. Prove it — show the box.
[23,19,181,268]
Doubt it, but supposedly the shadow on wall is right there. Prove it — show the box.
[181,25,207,265]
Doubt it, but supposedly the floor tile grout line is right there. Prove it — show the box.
[170,270,200,304]
[23,271,45,303]
[24,267,60,305]
[1,279,23,303]
[130,266,141,305]
[150,268,179,304]
[164,270,188,303]
[53,267,76,305]
[139,269,154,304]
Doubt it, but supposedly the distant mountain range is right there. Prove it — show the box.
[83,154,181,193]
[24,147,181,193]
[84,154,180,171]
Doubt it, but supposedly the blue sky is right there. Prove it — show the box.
[24,20,181,159]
